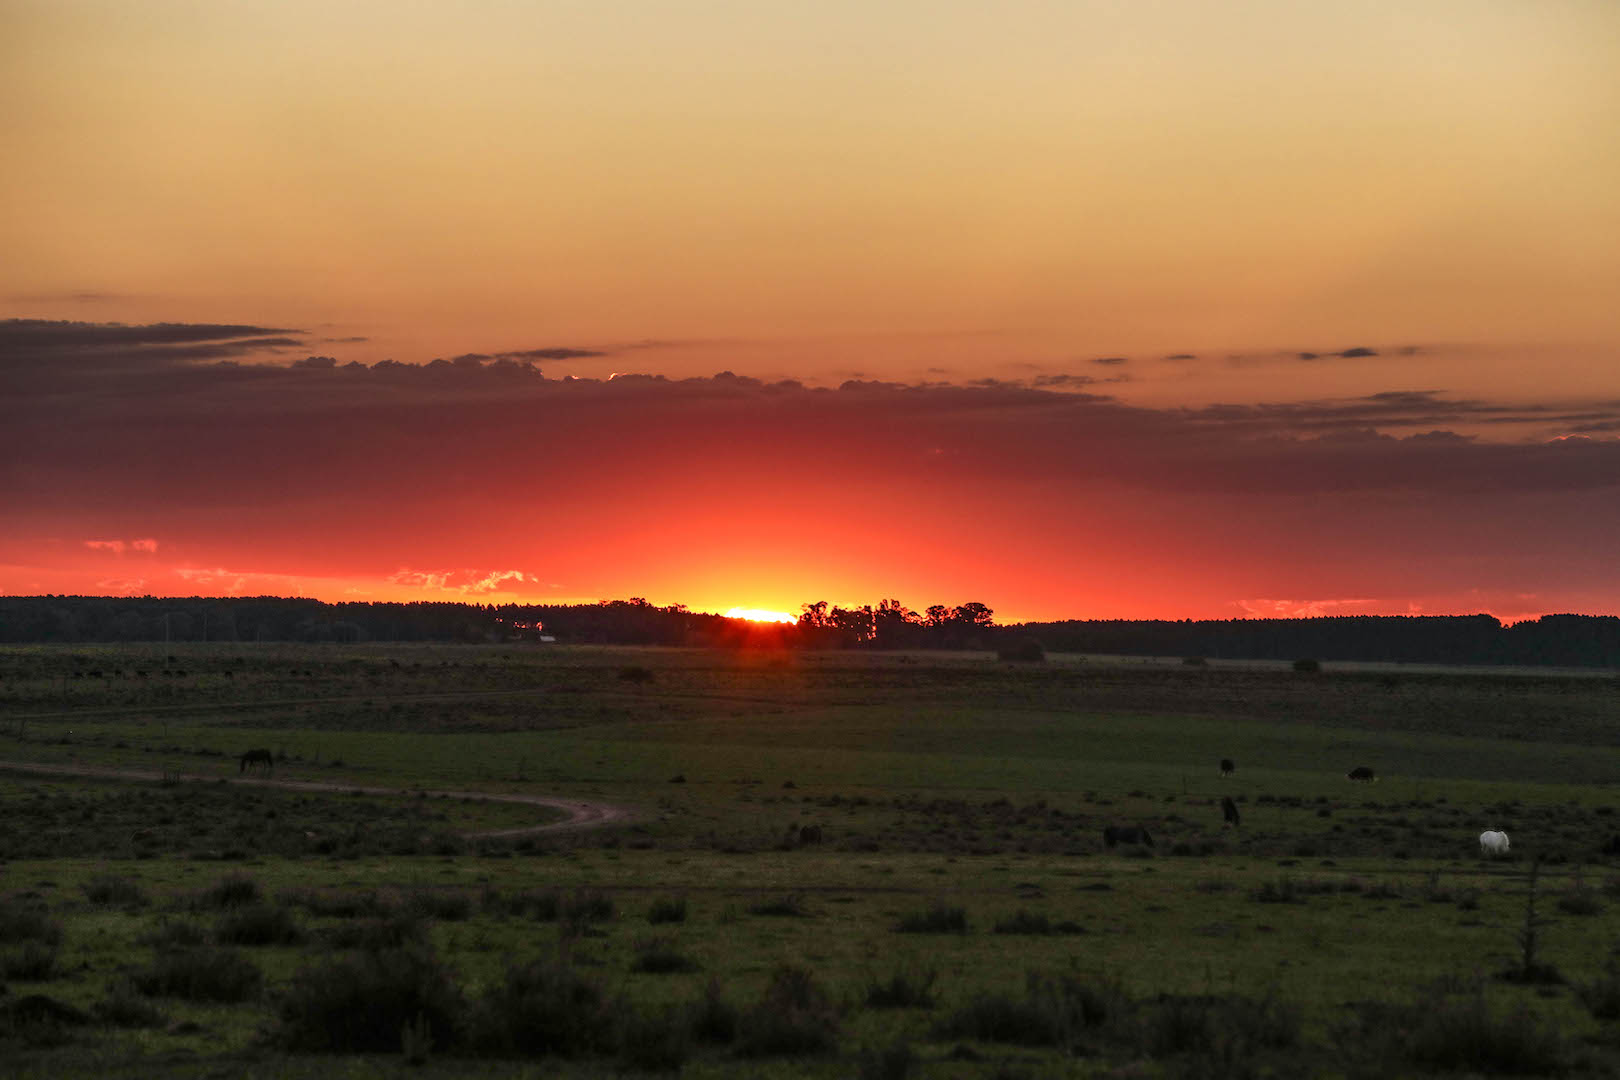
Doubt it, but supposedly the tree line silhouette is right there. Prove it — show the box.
[1,595,1616,667]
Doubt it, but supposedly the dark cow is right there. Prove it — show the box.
[239,748,273,775]
[1219,758,1235,777]
[798,824,823,846]
[1222,796,1241,827]
[1103,825,1153,848]
[1347,766,1377,783]
[1602,835,1620,857]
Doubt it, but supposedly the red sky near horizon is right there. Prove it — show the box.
[3,2,1618,624]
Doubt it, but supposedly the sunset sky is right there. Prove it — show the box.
[4,1,1618,622]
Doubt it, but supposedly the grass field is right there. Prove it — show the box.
[2,643,1619,1077]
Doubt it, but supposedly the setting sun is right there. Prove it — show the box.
[724,607,799,624]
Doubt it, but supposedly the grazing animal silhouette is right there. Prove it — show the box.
[1222,796,1241,827]
[1346,766,1377,783]
[239,748,273,775]
[1219,758,1235,777]
[1103,825,1153,848]
[1479,830,1510,857]
[798,824,823,846]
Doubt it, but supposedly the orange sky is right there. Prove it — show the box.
[3,1,1618,621]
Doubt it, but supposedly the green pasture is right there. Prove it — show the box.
[2,643,1620,1076]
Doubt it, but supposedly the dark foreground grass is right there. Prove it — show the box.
[4,644,1620,1076]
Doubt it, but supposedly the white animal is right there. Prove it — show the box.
[1479,830,1510,856]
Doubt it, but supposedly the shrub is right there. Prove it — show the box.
[864,967,937,1009]
[993,910,1085,936]
[894,904,968,934]
[1578,956,1620,1020]
[1,942,59,981]
[997,639,1046,663]
[562,889,614,923]
[1292,658,1321,673]
[749,894,810,918]
[1143,992,1300,1060]
[138,919,208,951]
[195,873,260,910]
[278,888,390,919]
[1558,890,1604,916]
[277,944,464,1053]
[859,1039,916,1080]
[934,970,1125,1049]
[735,965,839,1058]
[630,936,701,975]
[1182,656,1208,667]
[321,914,428,952]
[132,946,263,1003]
[406,890,473,922]
[0,899,62,946]
[687,976,739,1045]
[93,978,167,1028]
[646,895,688,925]
[82,875,148,909]
[617,1005,692,1073]
[933,991,1059,1046]
[619,665,655,684]
[1405,994,1565,1074]
[466,953,616,1058]
[214,903,305,946]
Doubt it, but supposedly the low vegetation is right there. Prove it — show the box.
[3,641,1620,1076]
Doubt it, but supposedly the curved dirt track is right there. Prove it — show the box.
[0,758,633,839]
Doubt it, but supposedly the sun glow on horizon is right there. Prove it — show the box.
[724,607,799,624]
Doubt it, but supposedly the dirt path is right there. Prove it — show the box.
[0,758,634,839]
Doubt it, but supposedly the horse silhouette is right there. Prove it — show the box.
[239,748,273,775]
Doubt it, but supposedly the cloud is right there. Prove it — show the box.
[6,291,133,305]
[84,538,157,556]
[1337,347,1379,358]
[387,568,531,595]
[1092,356,1129,366]
[1162,353,1197,361]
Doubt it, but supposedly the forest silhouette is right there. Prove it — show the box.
[2,596,1617,668]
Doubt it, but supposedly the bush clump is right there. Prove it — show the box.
[406,890,473,922]
[1334,991,1566,1076]
[276,944,464,1053]
[864,967,938,1009]
[894,904,968,934]
[1,942,59,981]
[0,899,63,947]
[83,875,148,909]
[997,639,1046,663]
[214,903,305,946]
[736,966,840,1058]
[138,919,208,951]
[194,873,260,910]
[646,895,688,925]
[132,946,263,1003]
[687,976,740,1045]
[993,910,1084,936]
[466,953,617,1058]
[320,914,428,952]
[93,978,168,1028]
[630,936,701,975]
[748,894,810,918]
[933,970,1125,1049]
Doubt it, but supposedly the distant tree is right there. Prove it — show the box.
[952,602,995,628]
[798,601,831,629]
[924,605,951,628]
